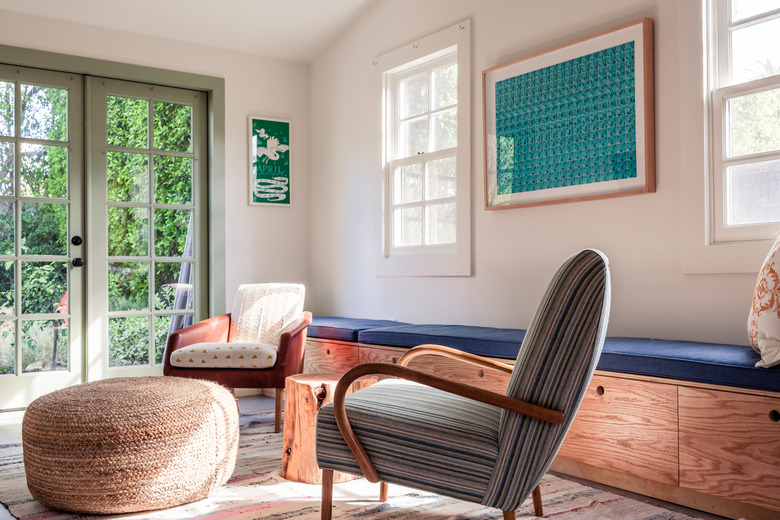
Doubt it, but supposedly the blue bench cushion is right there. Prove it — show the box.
[307,317,409,342]
[357,324,527,360]
[599,338,780,393]
[308,318,780,394]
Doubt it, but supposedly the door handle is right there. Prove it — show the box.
[72,258,85,267]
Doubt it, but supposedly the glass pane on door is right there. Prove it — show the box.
[0,65,83,410]
[0,262,13,375]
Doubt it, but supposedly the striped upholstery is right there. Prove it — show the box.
[315,249,610,514]
[484,249,610,510]
[316,379,501,502]
[228,283,305,345]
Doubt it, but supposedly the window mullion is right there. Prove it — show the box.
[723,150,780,167]
[716,0,730,87]
[729,8,780,30]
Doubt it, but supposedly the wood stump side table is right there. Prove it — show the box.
[281,373,377,484]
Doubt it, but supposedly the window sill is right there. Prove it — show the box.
[377,252,471,277]
[681,238,771,274]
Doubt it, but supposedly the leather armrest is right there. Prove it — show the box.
[166,313,231,355]
[275,311,313,376]
[279,311,313,345]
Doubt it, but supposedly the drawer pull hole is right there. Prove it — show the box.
[478,369,485,378]
[326,349,331,355]
[770,410,780,423]
[596,385,605,396]
[391,357,398,364]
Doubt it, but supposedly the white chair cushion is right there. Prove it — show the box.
[228,283,305,345]
[169,342,277,369]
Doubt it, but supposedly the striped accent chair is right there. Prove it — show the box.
[163,283,311,433]
[316,249,610,519]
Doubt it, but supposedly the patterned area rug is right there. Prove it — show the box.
[1,411,710,519]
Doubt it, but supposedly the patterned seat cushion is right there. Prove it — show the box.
[316,379,501,503]
[170,342,277,369]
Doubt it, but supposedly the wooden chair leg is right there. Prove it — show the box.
[379,481,388,502]
[321,469,334,520]
[502,511,515,520]
[532,483,543,517]
[274,387,283,433]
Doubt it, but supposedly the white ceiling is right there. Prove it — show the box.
[0,0,379,64]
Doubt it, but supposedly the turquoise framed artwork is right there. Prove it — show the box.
[483,18,655,209]
[249,116,291,205]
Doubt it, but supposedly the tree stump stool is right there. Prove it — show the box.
[281,373,377,484]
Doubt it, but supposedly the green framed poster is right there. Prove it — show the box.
[249,116,291,205]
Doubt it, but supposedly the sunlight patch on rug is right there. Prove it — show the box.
[1,411,708,519]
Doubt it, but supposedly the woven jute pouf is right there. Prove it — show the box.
[22,376,239,514]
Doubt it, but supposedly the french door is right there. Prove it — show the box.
[0,65,84,409]
[0,68,207,410]
[86,77,207,382]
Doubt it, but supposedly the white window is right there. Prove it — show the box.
[376,21,471,276]
[709,0,780,242]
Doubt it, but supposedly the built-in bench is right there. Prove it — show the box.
[307,317,779,392]
[304,316,780,520]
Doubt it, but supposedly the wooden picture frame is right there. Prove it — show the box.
[249,116,291,206]
[482,18,654,209]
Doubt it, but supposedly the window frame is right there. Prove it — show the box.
[386,51,458,256]
[708,0,780,244]
[375,20,471,277]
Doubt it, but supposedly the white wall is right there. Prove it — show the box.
[0,2,763,347]
[0,11,311,313]
[309,0,760,345]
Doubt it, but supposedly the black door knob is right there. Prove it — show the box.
[71,236,83,246]
[72,258,84,267]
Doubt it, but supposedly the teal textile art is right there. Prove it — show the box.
[483,18,654,209]
[495,41,637,196]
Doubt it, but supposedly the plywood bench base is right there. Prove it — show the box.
[550,457,780,520]
[302,338,780,519]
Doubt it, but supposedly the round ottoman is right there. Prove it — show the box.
[22,376,239,514]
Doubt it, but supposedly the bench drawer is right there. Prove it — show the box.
[358,345,406,365]
[431,357,512,394]
[303,339,359,374]
[557,374,679,485]
[679,387,780,512]
[357,345,431,378]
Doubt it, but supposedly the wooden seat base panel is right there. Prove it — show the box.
[305,337,780,520]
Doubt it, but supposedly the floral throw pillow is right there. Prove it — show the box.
[748,235,780,368]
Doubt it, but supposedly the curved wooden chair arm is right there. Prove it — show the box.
[332,362,564,483]
[397,343,515,374]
